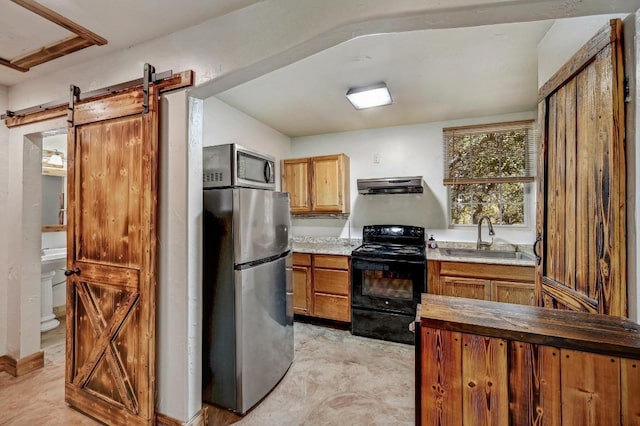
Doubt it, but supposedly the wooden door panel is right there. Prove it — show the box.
[77,117,142,266]
[536,19,626,316]
[563,79,577,294]
[560,350,621,424]
[66,85,158,425]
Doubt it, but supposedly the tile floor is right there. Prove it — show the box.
[1,320,415,425]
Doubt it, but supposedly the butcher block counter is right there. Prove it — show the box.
[417,294,640,425]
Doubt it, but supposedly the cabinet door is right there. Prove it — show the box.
[491,280,535,306]
[536,20,626,316]
[441,276,490,301]
[313,294,350,322]
[292,265,311,315]
[311,155,347,213]
[282,159,311,213]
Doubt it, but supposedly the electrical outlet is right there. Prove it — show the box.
[373,153,381,164]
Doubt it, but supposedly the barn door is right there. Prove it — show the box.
[65,85,159,425]
[536,19,626,316]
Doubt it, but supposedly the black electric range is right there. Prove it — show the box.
[350,225,426,345]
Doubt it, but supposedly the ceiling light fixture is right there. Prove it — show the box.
[346,82,392,110]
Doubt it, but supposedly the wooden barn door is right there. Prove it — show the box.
[65,85,159,425]
[536,19,626,316]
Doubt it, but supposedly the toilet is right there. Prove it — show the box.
[40,247,66,332]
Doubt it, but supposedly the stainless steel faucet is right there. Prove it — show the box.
[477,215,495,250]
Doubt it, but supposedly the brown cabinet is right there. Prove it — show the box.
[282,154,350,215]
[292,253,351,322]
[292,253,312,315]
[419,294,640,425]
[428,260,535,306]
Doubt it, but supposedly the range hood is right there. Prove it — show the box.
[357,176,424,195]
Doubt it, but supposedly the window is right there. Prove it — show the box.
[443,120,535,226]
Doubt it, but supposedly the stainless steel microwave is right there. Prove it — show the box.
[203,143,276,190]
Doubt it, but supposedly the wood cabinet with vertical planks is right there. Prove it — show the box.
[418,294,640,425]
[282,154,350,215]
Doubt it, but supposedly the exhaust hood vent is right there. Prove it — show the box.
[357,176,424,195]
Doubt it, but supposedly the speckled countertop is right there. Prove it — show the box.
[427,241,536,267]
[291,237,535,266]
[291,237,361,256]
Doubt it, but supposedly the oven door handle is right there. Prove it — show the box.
[351,257,426,266]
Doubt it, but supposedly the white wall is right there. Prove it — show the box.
[156,91,202,420]
[537,14,627,87]
[290,111,536,245]
[4,118,68,359]
[203,97,291,188]
[0,85,8,356]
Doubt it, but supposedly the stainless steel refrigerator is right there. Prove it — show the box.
[202,187,293,414]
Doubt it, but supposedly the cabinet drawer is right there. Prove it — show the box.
[314,254,349,270]
[292,252,311,266]
[314,269,349,295]
[314,294,350,322]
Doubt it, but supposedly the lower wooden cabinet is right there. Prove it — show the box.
[419,294,640,425]
[292,253,311,315]
[292,252,350,322]
[428,260,535,306]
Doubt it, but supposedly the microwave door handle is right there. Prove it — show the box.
[264,161,273,183]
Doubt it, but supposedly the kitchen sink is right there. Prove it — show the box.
[441,248,535,261]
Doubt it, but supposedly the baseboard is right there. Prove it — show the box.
[53,305,66,319]
[156,407,207,426]
[0,351,44,377]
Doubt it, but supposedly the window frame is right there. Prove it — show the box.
[443,120,536,228]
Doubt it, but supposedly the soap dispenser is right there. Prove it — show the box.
[428,234,437,249]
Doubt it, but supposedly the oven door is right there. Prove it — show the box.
[351,257,425,315]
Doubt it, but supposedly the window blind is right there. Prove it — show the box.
[442,119,536,185]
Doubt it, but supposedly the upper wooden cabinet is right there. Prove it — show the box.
[282,154,350,215]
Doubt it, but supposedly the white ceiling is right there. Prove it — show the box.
[0,0,262,86]
[216,20,555,137]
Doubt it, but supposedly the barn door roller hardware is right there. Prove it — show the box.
[67,85,80,126]
[2,63,173,121]
[143,63,172,113]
